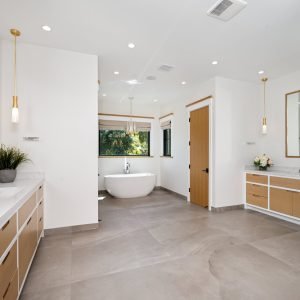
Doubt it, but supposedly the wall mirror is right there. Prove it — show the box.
[286,90,300,157]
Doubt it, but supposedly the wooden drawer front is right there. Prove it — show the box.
[270,188,293,216]
[246,174,268,185]
[247,183,268,198]
[270,176,300,190]
[38,215,44,239]
[18,193,36,229]
[1,270,18,300]
[0,214,17,258]
[292,192,300,218]
[246,193,268,209]
[18,209,38,287]
[38,199,44,220]
[37,185,44,202]
[0,243,17,297]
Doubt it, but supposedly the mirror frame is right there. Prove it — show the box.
[285,90,300,158]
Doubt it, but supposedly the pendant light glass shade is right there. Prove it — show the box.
[126,97,136,135]
[261,78,268,135]
[12,96,19,123]
[10,29,21,123]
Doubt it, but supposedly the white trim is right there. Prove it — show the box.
[187,98,214,211]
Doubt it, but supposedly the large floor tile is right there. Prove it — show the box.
[20,284,71,300]
[71,229,171,282]
[252,231,300,270]
[208,243,300,300]
[71,255,220,300]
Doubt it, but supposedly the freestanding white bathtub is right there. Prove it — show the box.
[104,173,156,198]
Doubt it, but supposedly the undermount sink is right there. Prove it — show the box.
[0,187,23,198]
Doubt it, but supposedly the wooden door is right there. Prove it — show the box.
[190,106,209,207]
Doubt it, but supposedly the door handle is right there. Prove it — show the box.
[202,168,209,174]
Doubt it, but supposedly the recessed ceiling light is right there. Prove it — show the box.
[102,93,107,97]
[42,25,52,32]
[258,70,265,75]
[114,71,120,75]
[126,79,142,85]
[212,61,218,65]
[181,81,187,85]
[153,99,158,102]
[128,43,135,49]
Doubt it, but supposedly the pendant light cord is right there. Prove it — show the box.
[13,34,17,96]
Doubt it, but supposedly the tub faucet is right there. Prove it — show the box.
[124,162,130,174]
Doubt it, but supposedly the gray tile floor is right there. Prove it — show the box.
[21,190,300,300]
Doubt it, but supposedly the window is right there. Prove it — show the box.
[163,128,171,156]
[99,119,151,156]
[160,118,172,157]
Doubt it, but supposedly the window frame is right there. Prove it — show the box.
[159,114,173,158]
[163,128,171,157]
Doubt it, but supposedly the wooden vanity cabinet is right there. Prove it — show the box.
[0,183,44,300]
[18,209,38,287]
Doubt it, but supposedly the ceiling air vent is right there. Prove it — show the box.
[158,65,174,72]
[207,0,247,21]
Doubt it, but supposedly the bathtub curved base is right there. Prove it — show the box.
[104,173,156,198]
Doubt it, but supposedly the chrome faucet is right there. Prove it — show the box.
[124,162,130,174]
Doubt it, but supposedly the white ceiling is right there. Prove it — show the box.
[1,0,300,104]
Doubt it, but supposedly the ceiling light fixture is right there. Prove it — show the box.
[42,25,52,32]
[153,99,158,103]
[212,61,218,65]
[10,28,21,123]
[126,79,142,85]
[114,71,120,75]
[261,77,268,135]
[258,70,265,75]
[128,43,135,49]
[102,93,107,97]
[181,81,187,85]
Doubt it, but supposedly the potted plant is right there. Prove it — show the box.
[254,154,272,171]
[0,145,30,183]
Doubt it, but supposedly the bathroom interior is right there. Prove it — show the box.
[0,0,300,299]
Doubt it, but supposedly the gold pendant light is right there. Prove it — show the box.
[10,28,21,123]
[261,77,268,135]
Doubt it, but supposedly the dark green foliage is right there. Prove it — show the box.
[99,130,149,156]
[0,144,30,170]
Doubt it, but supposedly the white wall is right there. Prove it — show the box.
[214,77,260,207]
[0,41,99,229]
[262,70,300,166]
[98,100,161,190]
[160,79,216,197]
[160,77,261,208]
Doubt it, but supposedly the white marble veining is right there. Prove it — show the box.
[0,172,44,228]
[245,165,300,178]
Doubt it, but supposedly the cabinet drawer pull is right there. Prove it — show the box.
[252,194,263,198]
[27,217,32,225]
[39,217,43,222]
[39,200,43,206]
[39,186,42,190]
[3,282,11,299]
[1,251,10,265]
[1,220,10,231]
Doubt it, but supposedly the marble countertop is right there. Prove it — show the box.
[245,166,300,179]
[0,172,44,228]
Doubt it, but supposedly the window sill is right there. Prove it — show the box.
[99,156,154,158]
[160,156,173,158]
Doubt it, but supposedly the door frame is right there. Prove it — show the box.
[187,97,214,211]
